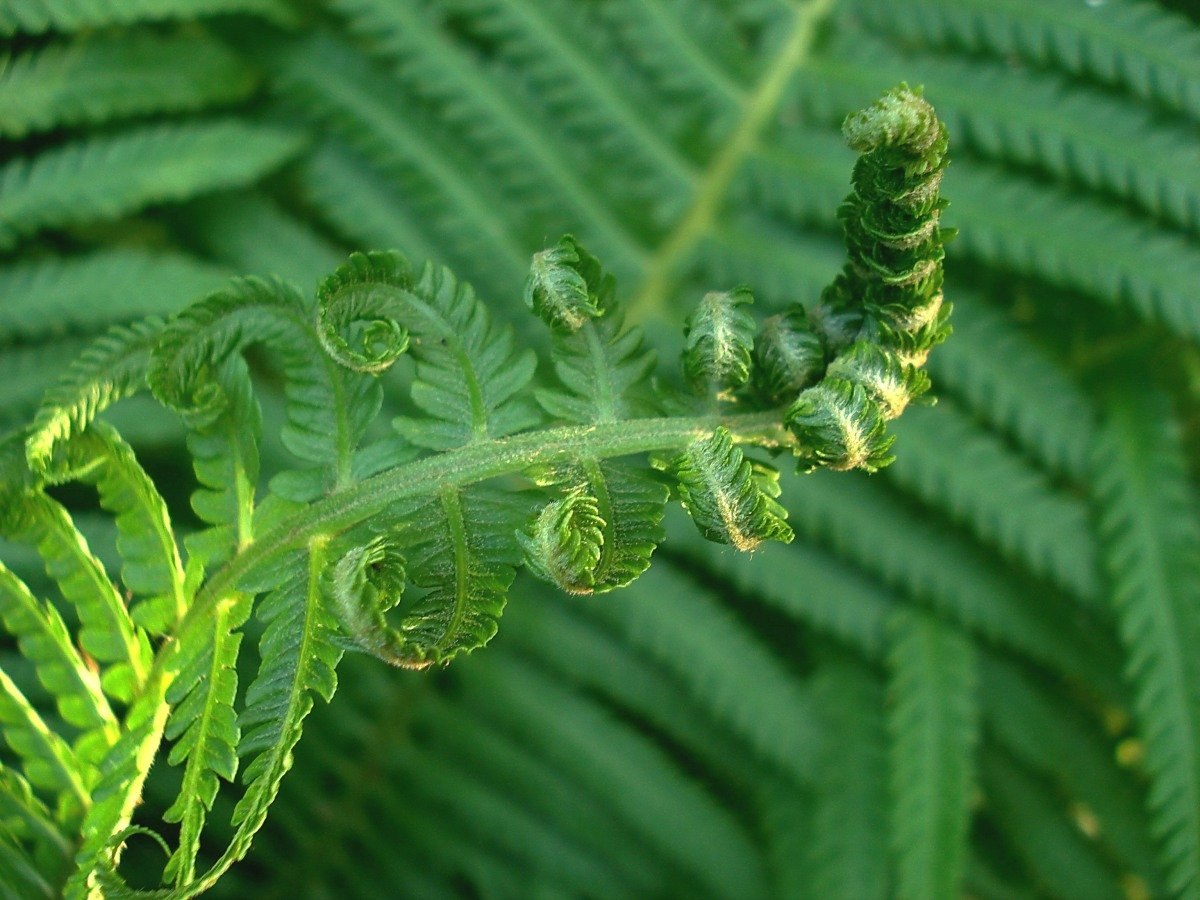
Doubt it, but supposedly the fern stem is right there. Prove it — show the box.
[628,0,835,322]
[184,409,788,644]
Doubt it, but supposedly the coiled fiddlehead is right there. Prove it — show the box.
[778,84,951,472]
[0,84,949,897]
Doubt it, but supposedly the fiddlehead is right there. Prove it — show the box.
[0,83,950,897]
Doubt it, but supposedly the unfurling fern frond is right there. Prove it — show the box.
[0,85,950,896]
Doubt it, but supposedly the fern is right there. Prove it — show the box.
[1093,379,1200,897]
[886,610,979,900]
[0,30,256,139]
[0,0,293,36]
[0,121,304,251]
[3,0,1200,896]
[0,83,952,894]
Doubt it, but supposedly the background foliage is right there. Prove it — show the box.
[2,0,1200,896]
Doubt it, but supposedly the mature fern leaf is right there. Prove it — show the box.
[594,0,748,142]
[274,34,530,287]
[981,748,1125,900]
[580,563,820,783]
[0,121,304,251]
[442,0,695,224]
[666,526,893,660]
[0,766,71,893]
[887,611,979,900]
[0,250,230,344]
[1093,380,1200,897]
[0,0,293,36]
[786,470,1114,688]
[0,30,255,138]
[331,0,648,276]
[297,141,441,269]
[407,692,671,895]
[809,654,889,900]
[745,129,1200,341]
[457,651,770,899]
[981,655,1164,892]
[851,0,1200,120]
[886,401,1102,609]
[923,297,1095,482]
[182,194,344,289]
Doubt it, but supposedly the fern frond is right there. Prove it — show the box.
[887,610,979,900]
[579,563,820,783]
[1093,380,1200,897]
[851,0,1200,121]
[886,401,1102,609]
[71,676,172,896]
[0,120,303,252]
[0,668,89,814]
[330,0,648,276]
[810,654,889,900]
[319,250,538,446]
[981,748,1125,900]
[786,471,1117,689]
[924,297,1095,482]
[274,34,530,286]
[0,559,118,752]
[31,422,186,634]
[152,275,378,498]
[747,130,1200,340]
[0,0,294,36]
[458,651,770,898]
[0,29,255,138]
[383,487,523,666]
[981,655,1164,892]
[0,766,72,891]
[205,545,341,892]
[161,594,250,887]
[681,287,756,394]
[0,493,149,703]
[0,250,229,344]
[24,319,164,468]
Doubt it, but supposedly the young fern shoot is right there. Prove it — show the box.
[0,85,949,896]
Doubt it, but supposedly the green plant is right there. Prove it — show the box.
[0,78,947,895]
[2,0,1199,898]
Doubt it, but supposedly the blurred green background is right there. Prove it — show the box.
[3,0,1200,896]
